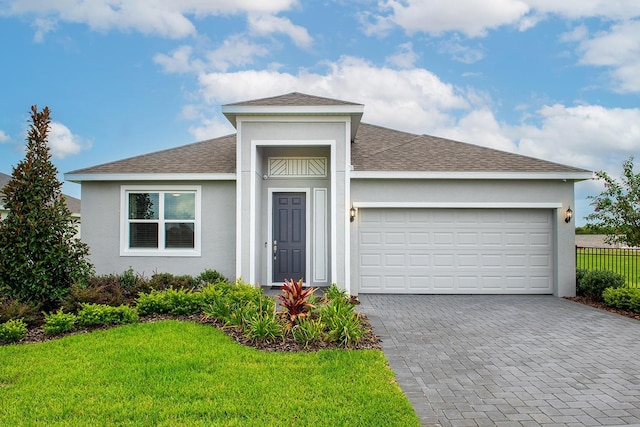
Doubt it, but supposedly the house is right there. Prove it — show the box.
[0,172,82,229]
[66,92,592,296]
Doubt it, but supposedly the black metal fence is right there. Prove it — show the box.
[576,246,640,288]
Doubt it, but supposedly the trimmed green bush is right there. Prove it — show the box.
[0,319,27,344]
[577,269,626,301]
[43,310,77,335]
[603,287,640,313]
[136,288,203,316]
[76,303,138,327]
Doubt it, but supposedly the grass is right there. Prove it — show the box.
[576,248,640,287]
[0,320,419,426]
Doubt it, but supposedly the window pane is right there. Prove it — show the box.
[165,223,195,248]
[129,193,158,219]
[130,223,159,248]
[164,193,195,220]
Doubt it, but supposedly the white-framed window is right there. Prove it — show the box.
[120,185,201,256]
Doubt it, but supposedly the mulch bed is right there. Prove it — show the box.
[15,311,382,352]
[565,296,640,321]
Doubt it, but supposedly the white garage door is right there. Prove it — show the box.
[357,208,554,294]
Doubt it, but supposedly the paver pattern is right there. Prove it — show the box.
[359,295,640,427]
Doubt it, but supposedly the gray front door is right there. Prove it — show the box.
[272,193,306,283]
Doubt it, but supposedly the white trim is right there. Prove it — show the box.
[235,122,243,280]
[267,188,311,287]
[222,105,364,115]
[330,142,337,287]
[344,118,352,294]
[313,188,328,283]
[252,139,335,146]
[353,202,563,209]
[65,173,235,183]
[119,185,202,257]
[350,171,593,180]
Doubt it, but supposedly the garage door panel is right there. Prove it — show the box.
[385,232,405,245]
[360,231,382,245]
[357,208,554,294]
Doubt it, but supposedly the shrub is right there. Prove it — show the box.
[320,300,364,347]
[603,287,640,313]
[577,270,626,301]
[149,273,197,291]
[136,288,203,316]
[76,303,138,327]
[576,269,588,287]
[43,310,77,335]
[0,319,27,344]
[197,269,228,287]
[323,283,349,303]
[277,278,317,324]
[292,317,325,346]
[244,312,283,343]
[62,277,125,312]
[0,299,41,327]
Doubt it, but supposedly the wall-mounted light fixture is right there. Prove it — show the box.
[349,206,356,223]
[564,206,573,223]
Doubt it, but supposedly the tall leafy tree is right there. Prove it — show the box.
[0,106,92,309]
[586,157,640,247]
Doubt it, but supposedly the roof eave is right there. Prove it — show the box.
[65,172,237,183]
[350,171,594,181]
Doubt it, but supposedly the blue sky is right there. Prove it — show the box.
[1,1,639,225]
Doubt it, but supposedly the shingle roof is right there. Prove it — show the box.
[67,94,591,178]
[0,171,81,213]
[352,123,589,173]
[224,92,362,107]
[67,134,236,175]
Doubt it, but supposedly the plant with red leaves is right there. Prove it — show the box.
[277,278,317,325]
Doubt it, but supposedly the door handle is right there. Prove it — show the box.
[273,240,277,260]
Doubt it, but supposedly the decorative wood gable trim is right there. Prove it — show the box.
[268,157,327,178]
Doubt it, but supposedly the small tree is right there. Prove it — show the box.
[586,157,640,247]
[0,106,93,309]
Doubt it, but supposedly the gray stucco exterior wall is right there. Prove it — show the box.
[81,180,236,278]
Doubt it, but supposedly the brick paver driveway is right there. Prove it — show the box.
[359,295,640,427]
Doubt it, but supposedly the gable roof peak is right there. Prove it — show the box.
[223,92,363,107]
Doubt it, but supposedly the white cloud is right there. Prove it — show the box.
[511,104,640,170]
[6,0,299,39]
[385,42,419,69]
[366,0,640,39]
[0,130,9,143]
[205,35,270,72]
[573,20,640,93]
[248,14,313,49]
[193,56,469,137]
[372,0,530,37]
[48,122,91,159]
[438,36,484,63]
[153,45,201,74]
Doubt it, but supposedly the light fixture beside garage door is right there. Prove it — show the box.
[349,205,356,223]
[565,206,573,223]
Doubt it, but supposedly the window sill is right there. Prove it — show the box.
[120,249,201,257]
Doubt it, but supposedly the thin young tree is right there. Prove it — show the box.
[0,106,92,309]
[586,157,640,248]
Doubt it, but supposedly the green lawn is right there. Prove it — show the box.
[0,320,419,426]
[576,248,640,287]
